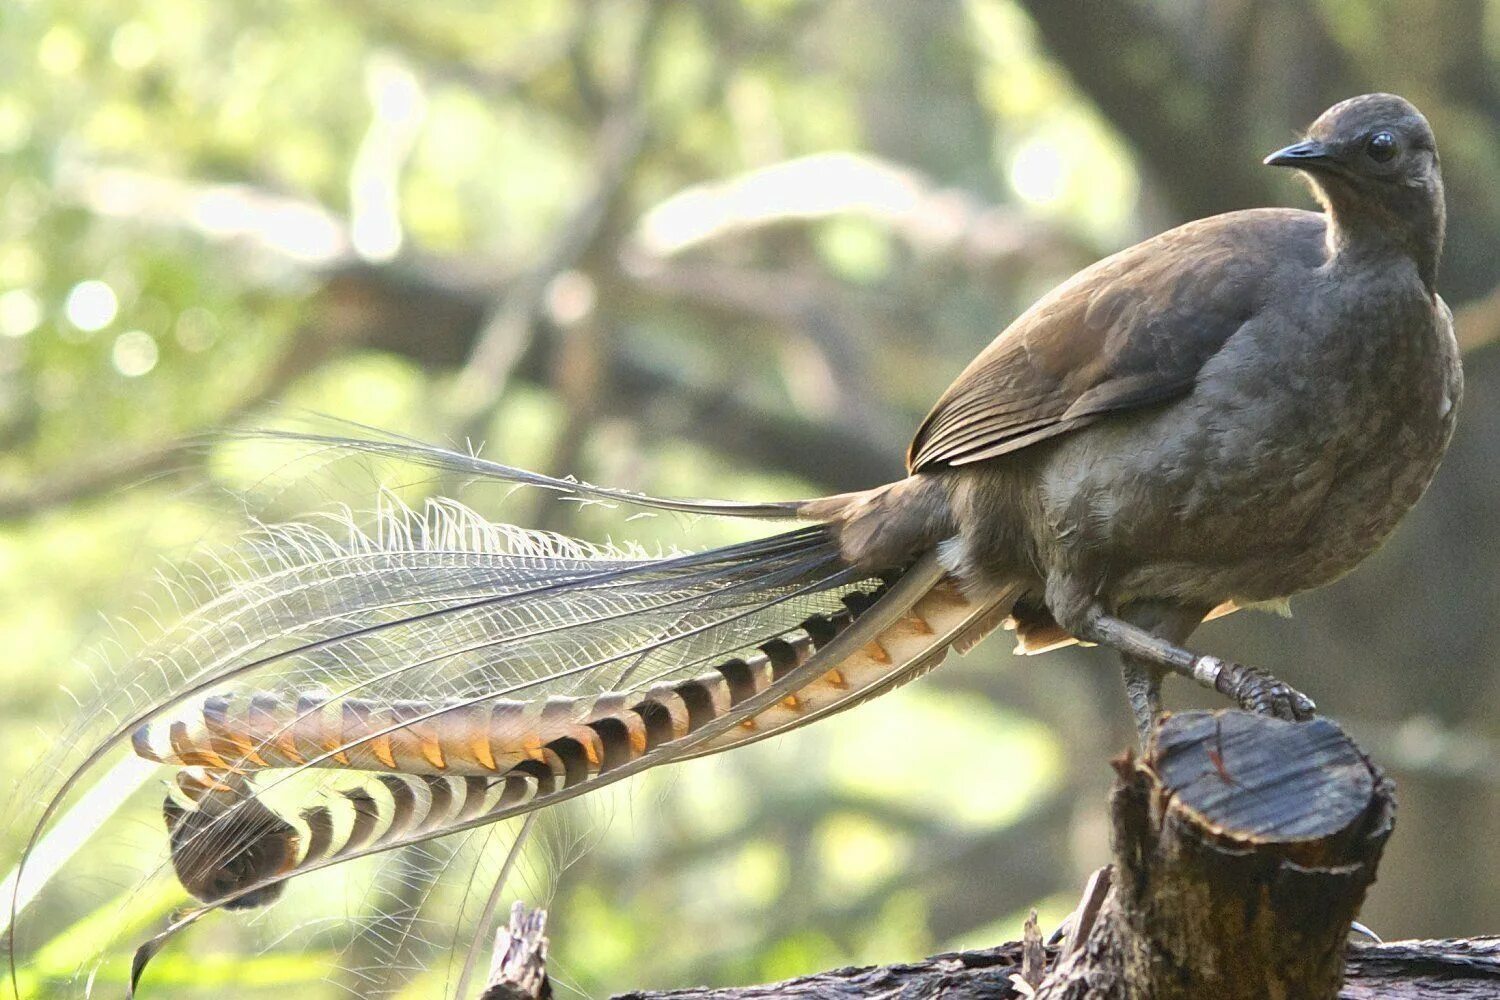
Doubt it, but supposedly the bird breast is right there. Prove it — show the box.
[1034,281,1460,608]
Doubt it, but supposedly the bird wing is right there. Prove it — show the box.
[907,209,1325,473]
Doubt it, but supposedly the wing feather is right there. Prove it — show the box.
[907,209,1327,472]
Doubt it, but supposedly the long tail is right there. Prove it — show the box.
[6,431,1011,998]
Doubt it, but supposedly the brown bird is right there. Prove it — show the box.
[13,94,1463,993]
[807,90,1460,738]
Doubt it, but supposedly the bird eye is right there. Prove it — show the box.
[1366,130,1398,163]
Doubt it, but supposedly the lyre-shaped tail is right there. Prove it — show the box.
[8,431,1011,998]
[137,554,1004,912]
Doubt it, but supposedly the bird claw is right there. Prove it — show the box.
[1213,660,1317,721]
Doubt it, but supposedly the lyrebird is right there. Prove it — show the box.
[9,93,1459,996]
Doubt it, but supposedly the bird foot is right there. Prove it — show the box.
[1193,656,1316,720]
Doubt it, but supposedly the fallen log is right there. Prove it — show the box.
[606,937,1500,999]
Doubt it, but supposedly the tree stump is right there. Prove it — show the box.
[1034,710,1394,999]
[611,710,1432,1000]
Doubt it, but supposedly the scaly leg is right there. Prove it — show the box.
[1120,656,1164,746]
[1116,603,1210,746]
[1079,606,1316,722]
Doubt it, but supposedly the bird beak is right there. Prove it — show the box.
[1263,139,1334,169]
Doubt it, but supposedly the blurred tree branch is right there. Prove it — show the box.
[448,0,664,435]
[15,143,1500,525]
[1012,0,1500,303]
[16,139,1083,519]
[0,254,902,523]
[0,319,345,520]
[336,0,586,103]
[620,255,896,434]
[1012,0,1268,219]
[329,259,902,488]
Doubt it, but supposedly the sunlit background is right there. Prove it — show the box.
[3,1,1500,997]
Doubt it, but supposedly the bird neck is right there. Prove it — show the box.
[1318,182,1445,292]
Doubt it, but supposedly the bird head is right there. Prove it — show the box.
[1264,93,1444,286]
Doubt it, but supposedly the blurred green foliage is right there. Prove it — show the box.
[4,0,1500,996]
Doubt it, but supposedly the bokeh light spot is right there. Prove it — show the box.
[64,281,119,333]
[110,21,159,71]
[111,330,158,377]
[37,26,86,76]
[174,307,219,352]
[0,289,42,338]
[1009,138,1067,206]
[545,270,597,326]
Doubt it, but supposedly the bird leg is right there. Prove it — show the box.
[1116,604,1198,745]
[1120,655,1165,746]
[1078,608,1317,723]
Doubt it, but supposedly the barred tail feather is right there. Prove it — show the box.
[124,552,1005,995]
[131,575,995,780]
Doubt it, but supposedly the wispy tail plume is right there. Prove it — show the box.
[5,430,1006,998]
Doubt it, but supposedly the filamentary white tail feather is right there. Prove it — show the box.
[5,430,996,999]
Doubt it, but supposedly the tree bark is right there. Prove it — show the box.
[606,938,1500,999]
[481,902,552,1000]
